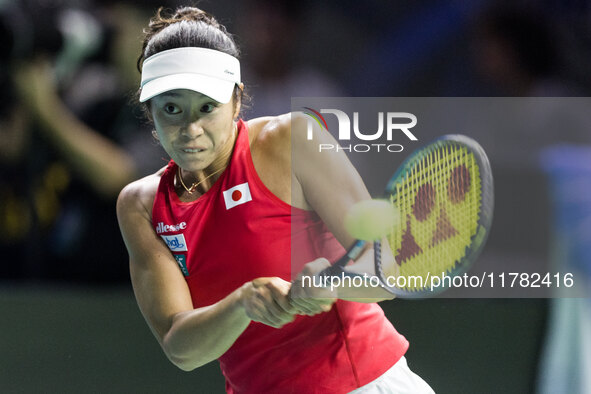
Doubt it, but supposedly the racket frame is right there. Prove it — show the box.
[319,134,494,298]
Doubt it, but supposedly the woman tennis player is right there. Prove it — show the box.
[117,6,434,393]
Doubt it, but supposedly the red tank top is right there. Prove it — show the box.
[152,119,408,393]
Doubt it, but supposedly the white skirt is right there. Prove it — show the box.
[348,357,435,394]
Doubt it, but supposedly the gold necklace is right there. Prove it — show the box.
[178,166,225,194]
[178,123,237,194]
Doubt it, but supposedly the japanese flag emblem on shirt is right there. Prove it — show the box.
[223,182,252,210]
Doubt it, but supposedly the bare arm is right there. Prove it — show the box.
[289,113,395,302]
[15,59,137,199]
[116,177,295,371]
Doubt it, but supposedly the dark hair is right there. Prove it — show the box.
[137,6,247,114]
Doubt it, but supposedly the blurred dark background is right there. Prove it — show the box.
[1,0,590,393]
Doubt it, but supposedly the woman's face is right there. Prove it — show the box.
[150,89,239,172]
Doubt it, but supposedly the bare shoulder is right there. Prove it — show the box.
[117,166,166,223]
[247,113,291,152]
[247,112,316,157]
[245,114,294,205]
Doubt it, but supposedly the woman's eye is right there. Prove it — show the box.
[200,103,216,113]
[164,104,181,114]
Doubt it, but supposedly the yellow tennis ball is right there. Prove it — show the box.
[344,199,399,241]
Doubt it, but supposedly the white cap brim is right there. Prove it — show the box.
[139,72,236,103]
[139,47,241,104]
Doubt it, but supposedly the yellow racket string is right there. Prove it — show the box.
[385,144,482,292]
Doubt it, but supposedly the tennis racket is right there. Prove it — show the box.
[321,134,494,298]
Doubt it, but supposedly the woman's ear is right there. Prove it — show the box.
[152,129,159,141]
[233,83,244,119]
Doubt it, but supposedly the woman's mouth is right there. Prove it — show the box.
[182,148,205,153]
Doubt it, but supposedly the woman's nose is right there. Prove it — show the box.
[182,119,205,139]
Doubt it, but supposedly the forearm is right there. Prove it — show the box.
[161,285,251,371]
[337,283,395,302]
[35,98,137,198]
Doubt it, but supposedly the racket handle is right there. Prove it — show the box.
[318,239,367,278]
[336,240,367,268]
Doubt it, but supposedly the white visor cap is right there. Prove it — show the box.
[140,47,241,103]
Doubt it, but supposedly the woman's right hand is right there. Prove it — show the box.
[288,258,337,316]
[239,277,297,328]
